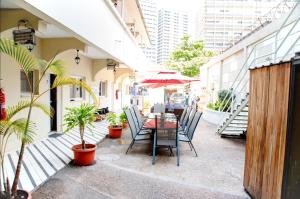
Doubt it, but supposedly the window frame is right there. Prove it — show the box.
[99,80,107,97]
[70,76,86,101]
[20,70,39,97]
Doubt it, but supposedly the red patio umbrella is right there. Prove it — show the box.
[140,71,199,84]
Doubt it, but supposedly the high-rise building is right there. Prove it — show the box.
[195,0,283,53]
[140,0,158,63]
[157,9,188,64]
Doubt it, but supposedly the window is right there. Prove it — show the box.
[99,81,107,97]
[70,76,85,100]
[20,70,39,95]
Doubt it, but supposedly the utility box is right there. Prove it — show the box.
[244,56,300,199]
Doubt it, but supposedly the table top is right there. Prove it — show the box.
[147,113,177,119]
[144,113,177,130]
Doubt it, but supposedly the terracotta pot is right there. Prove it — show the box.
[72,144,96,166]
[108,126,122,138]
[122,122,128,129]
[15,190,32,199]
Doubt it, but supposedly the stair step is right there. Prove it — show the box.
[238,112,248,116]
[230,121,248,125]
[228,124,247,128]
[235,116,248,120]
[221,130,245,135]
[225,127,247,131]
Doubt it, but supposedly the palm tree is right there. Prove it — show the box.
[0,101,53,197]
[0,38,98,197]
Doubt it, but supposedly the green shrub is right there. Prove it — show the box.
[207,89,234,112]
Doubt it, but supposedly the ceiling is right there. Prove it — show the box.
[0,0,120,61]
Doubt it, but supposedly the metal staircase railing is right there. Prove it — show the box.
[216,1,300,137]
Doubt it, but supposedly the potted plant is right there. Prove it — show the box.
[0,38,98,198]
[64,103,98,166]
[0,101,53,199]
[106,112,122,138]
[119,112,128,129]
[120,106,128,129]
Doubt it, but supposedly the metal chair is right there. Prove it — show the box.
[179,108,196,135]
[179,107,194,132]
[179,112,202,157]
[124,109,150,154]
[179,106,188,125]
[132,105,145,129]
[129,108,149,135]
[152,116,180,166]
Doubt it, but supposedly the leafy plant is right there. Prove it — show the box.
[166,36,214,77]
[119,112,127,124]
[0,38,98,198]
[64,103,97,149]
[207,89,235,112]
[106,113,121,127]
[0,102,52,198]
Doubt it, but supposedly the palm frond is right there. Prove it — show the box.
[0,39,38,75]
[12,118,37,144]
[6,101,54,120]
[38,59,66,77]
[52,77,98,106]
[48,60,66,77]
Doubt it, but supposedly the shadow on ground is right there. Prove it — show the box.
[32,120,250,199]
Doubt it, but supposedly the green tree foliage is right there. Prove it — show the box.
[166,36,214,77]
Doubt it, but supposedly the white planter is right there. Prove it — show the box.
[202,108,229,125]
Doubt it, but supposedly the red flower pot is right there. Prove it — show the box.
[13,190,32,199]
[108,126,122,138]
[72,144,96,166]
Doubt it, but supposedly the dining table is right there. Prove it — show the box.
[143,113,178,155]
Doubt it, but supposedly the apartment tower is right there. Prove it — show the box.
[157,8,188,64]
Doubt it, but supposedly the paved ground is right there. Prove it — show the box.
[32,120,250,199]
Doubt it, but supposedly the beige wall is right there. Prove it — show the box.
[0,29,99,151]
[1,29,49,151]
[94,66,115,111]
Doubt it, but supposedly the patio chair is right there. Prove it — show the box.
[129,108,150,135]
[132,105,146,129]
[153,103,165,113]
[179,106,188,125]
[179,108,196,135]
[124,109,151,154]
[179,107,193,132]
[152,116,180,166]
[179,111,202,157]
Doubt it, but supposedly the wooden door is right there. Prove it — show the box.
[244,62,291,199]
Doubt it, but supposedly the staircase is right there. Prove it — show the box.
[217,95,248,138]
[216,1,300,138]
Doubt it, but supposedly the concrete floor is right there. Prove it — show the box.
[33,120,250,199]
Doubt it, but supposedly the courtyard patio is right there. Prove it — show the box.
[32,120,249,199]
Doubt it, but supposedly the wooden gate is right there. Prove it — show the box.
[244,60,300,199]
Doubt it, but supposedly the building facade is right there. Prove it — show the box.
[157,8,188,64]
[200,2,300,106]
[195,0,283,53]
[140,0,158,63]
[0,0,150,151]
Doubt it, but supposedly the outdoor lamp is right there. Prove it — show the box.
[75,49,80,65]
[13,19,36,52]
